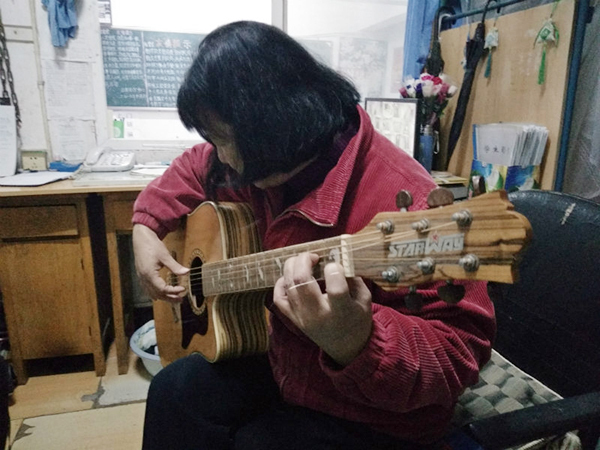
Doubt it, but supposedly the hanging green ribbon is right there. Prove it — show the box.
[534,0,561,85]
[484,27,499,78]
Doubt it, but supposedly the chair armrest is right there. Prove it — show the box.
[464,391,600,450]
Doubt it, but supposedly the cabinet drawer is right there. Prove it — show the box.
[0,205,79,239]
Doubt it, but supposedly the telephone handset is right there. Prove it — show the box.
[85,147,135,172]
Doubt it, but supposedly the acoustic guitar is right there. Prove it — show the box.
[153,190,531,366]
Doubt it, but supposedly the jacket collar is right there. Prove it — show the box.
[284,105,374,227]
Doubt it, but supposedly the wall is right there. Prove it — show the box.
[0,0,107,162]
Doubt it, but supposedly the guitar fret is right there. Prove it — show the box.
[202,236,344,296]
[255,255,265,287]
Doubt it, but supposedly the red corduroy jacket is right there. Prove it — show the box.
[133,106,495,444]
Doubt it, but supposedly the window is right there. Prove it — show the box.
[100,0,407,142]
[287,0,407,101]
[108,0,272,33]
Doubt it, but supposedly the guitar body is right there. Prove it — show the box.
[153,202,269,366]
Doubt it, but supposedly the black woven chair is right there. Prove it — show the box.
[454,190,600,449]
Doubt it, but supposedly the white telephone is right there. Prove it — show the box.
[85,147,135,172]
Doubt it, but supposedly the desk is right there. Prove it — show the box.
[0,180,147,383]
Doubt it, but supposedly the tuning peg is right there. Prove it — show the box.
[376,220,394,235]
[427,187,455,208]
[417,257,435,275]
[404,286,423,311]
[396,190,413,212]
[411,218,430,233]
[437,281,465,304]
[458,254,480,272]
[452,210,473,227]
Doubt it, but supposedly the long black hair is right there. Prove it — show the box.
[177,21,360,185]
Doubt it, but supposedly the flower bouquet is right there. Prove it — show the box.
[399,73,458,130]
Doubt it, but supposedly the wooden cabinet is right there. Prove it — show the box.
[0,195,108,384]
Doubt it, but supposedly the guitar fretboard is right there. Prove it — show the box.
[200,235,349,296]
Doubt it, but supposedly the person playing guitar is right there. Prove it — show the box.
[132,21,523,450]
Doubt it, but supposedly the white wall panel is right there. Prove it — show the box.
[8,41,47,150]
[1,0,48,151]
[0,0,32,27]
[34,0,108,159]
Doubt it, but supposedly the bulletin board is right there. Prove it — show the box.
[101,28,204,108]
[438,0,576,189]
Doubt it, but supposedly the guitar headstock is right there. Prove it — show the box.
[348,190,532,290]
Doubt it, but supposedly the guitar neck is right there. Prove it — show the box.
[201,235,351,296]
[195,191,532,297]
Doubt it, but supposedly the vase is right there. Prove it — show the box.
[418,125,436,173]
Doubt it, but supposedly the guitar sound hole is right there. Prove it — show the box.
[189,256,204,309]
[181,255,208,348]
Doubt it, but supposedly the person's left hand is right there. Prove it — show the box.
[273,252,373,366]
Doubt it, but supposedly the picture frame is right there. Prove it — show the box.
[364,98,420,159]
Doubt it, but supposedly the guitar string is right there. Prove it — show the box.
[186,220,458,285]
[179,220,460,290]
[185,225,434,284]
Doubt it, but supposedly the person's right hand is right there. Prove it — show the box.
[132,224,189,302]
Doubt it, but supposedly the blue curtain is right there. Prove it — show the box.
[402,0,441,79]
[402,0,463,79]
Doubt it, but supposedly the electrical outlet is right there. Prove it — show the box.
[21,151,48,171]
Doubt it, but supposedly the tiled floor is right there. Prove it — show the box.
[7,343,151,449]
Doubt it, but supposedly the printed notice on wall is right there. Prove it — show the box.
[42,60,95,120]
[48,118,97,162]
[98,0,112,25]
[0,104,17,177]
